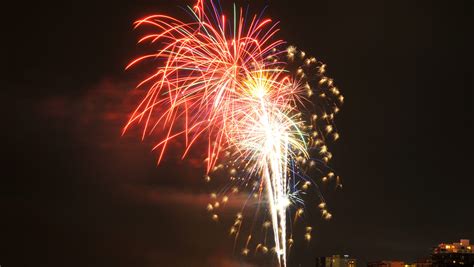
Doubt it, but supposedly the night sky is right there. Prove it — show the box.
[2,0,472,267]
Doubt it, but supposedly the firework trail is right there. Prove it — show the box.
[124,1,343,266]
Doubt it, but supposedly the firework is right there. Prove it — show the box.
[124,1,343,266]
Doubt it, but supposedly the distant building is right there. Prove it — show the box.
[431,239,474,267]
[410,258,433,267]
[371,259,432,267]
[434,239,473,254]
[368,260,432,267]
[367,261,405,267]
[316,254,357,267]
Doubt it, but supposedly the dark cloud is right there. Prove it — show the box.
[2,76,260,267]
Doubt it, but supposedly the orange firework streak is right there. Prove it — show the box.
[123,2,285,172]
